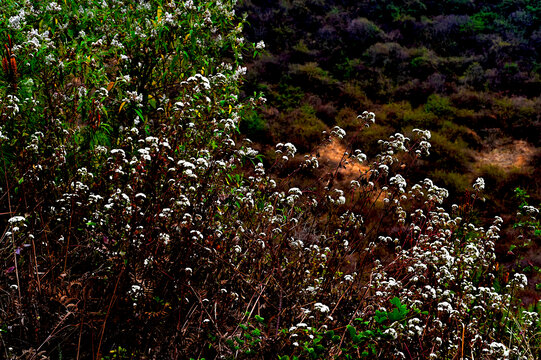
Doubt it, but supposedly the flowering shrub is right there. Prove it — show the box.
[0,1,539,359]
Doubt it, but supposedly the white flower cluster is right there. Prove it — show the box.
[473,177,485,192]
[123,91,144,107]
[275,142,297,160]
[412,128,432,156]
[8,216,26,224]
[352,149,367,163]
[328,189,346,205]
[330,126,346,139]
[45,2,62,12]
[0,127,8,141]
[361,209,531,358]
[313,302,330,313]
[8,10,26,30]
[303,155,319,169]
[389,174,407,193]
[357,111,376,127]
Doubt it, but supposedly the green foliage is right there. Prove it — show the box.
[351,124,393,157]
[461,11,502,32]
[334,107,360,131]
[239,0,541,205]
[429,131,472,172]
[274,105,327,151]
[275,82,305,110]
[0,0,261,357]
[403,107,439,129]
[425,94,454,118]
[375,297,409,324]
[101,346,131,359]
[289,62,338,90]
[334,58,363,80]
[478,164,508,193]
[224,315,266,359]
[240,109,268,139]
[514,187,541,237]
[429,170,468,196]
[440,120,482,148]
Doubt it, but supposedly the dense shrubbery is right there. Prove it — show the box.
[238,1,541,312]
[238,0,541,196]
[0,1,540,359]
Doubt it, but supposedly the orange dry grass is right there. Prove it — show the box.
[317,140,370,182]
[474,140,537,170]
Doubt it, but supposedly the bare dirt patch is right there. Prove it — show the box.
[474,139,538,170]
[316,140,370,181]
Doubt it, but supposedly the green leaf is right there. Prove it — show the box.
[363,330,374,337]
[374,310,388,324]
[347,324,357,338]
[388,297,409,322]
[134,108,145,123]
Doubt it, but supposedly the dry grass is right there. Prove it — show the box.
[317,140,370,181]
[474,139,538,171]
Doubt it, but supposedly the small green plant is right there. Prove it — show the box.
[374,297,409,324]
[514,187,541,237]
[224,313,267,358]
[101,346,130,360]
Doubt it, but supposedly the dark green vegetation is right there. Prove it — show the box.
[0,1,540,359]
[239,0,541,194]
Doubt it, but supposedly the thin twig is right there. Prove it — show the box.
[77,289,87,360]
[461,322,465,360]
[31,311,74,359]
[3,153,21,301]
[96,267,124,360]
[31,233,41,293]
[63,196,75,273]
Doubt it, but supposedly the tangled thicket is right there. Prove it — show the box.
[0,1,539,359]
